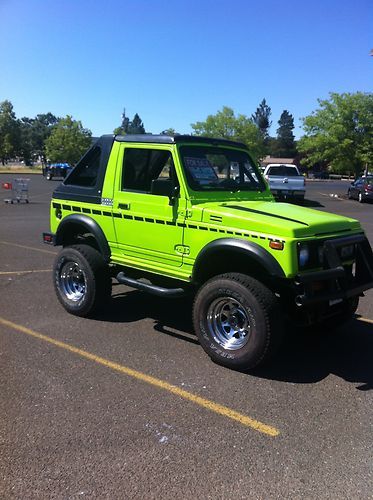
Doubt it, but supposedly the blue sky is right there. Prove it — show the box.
[0,0,372,138]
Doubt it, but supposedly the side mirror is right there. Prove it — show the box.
[151,179,180,205]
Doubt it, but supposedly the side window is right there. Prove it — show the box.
[65,146,101,187]
[122,148,174,192]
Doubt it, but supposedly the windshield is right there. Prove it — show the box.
[267,165,299,176]
[179,146,265,192]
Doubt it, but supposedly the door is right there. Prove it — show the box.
[113,145,187,269]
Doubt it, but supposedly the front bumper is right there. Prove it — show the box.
[294,234,373,307]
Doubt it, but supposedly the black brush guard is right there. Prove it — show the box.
[295,234,373,307]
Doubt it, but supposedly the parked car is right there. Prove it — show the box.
[43,163,72,181]
[347,176,373,203]
[263,163,305,201]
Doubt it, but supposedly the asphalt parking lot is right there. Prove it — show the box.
[1,175,372,499]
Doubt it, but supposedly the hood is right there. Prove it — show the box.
[199,200,361,238]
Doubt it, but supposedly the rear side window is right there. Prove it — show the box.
[65,146,101,187]
[267,166,299,176]
[122,148,174,192]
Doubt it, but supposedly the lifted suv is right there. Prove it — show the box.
[44,135,373,371]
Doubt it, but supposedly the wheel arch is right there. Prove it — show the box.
[192,238,285,285]
[55,214,111,262]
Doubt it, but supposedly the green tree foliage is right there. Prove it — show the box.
[251,98,272,137]
[275,110,296,157]
[298,92,373,175]
[128,113,145,134]
[191,106,265,158]
[45,115,92,165]
[0,100,20,164]
[20,112,59,165]
[160,128,176,135]
[114,109,145,135]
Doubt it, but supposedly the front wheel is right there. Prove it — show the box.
[193,273,282,371]
[53,244,111,317]
[358,192,364,203]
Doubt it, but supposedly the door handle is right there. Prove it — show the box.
[118,203,131,210]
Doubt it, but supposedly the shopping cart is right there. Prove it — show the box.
[1,178,30,204]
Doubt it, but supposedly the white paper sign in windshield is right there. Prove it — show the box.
[184,157,218,185]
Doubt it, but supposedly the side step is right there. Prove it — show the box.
[116,272,187,298]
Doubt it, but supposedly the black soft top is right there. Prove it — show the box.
[112,134,248,150]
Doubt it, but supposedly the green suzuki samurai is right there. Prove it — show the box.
[43,135,373,370]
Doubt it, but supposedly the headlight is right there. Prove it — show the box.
[341,244,354,259]
[299,244,310,268]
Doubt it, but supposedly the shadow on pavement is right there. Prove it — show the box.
[95,288,373,389]
[254,319,373,390]
[300,198,324,207]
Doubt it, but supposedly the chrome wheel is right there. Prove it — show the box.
[207,297,252,350]
[59,261,87,302]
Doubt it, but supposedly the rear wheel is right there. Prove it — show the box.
[53,244,111,317]
[193,273,282,371]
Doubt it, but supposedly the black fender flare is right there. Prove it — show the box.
[55,214,111,262]
[192,238,285,282]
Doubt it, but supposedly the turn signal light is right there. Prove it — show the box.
[269,241,284,250]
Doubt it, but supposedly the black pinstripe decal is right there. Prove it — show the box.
[57,204,285,244]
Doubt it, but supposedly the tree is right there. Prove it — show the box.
[161,128,176,135]
[128,113,145,134]
[0,100,20,165]
[114,109,145,135]
[251,99,272,137]
[191,106,265,158]
[298,92,373,176]
[45,115,92,165]
[275,110,296,157]
[19,112,59,165]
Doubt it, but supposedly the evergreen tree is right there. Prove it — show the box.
[251,99,272,137]
[276,110,296,157]
[128,113,145,134]
[114,109,145,135]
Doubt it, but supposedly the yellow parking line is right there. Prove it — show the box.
[357,317,373,325]
[0,316,279,437]
[0,240,56,255]
[0,269,51,275]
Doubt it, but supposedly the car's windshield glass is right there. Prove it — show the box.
[179,146,265,192]
[267,166,299,176]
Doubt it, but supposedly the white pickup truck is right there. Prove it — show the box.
[263,163,305,201]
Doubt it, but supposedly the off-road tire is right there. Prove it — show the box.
[53,244,111,317]
[193,273,282,371]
